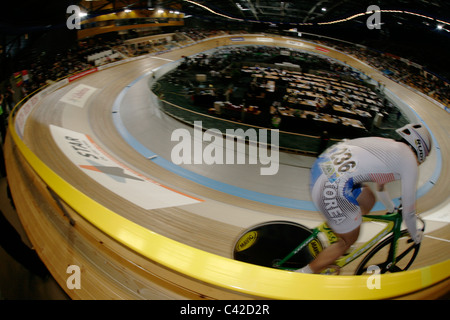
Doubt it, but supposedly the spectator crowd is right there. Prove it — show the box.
[316,38,450,108]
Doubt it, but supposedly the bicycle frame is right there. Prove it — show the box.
[273,211,404,271]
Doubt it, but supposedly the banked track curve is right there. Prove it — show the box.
[5,34,450,299]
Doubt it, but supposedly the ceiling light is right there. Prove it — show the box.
[183,0,244,21]
[236,3,250,11]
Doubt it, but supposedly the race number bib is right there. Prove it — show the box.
[320,147,357,183]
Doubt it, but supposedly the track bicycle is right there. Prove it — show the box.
[233,208,425,275]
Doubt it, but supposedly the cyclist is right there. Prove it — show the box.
[296,123,432,274]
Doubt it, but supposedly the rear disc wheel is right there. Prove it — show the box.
[233,221,323,270]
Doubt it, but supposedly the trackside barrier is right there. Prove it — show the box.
[7,35,450,300]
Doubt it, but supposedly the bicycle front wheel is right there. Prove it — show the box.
[355,230,420,275]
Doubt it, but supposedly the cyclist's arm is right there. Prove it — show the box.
[376,184,395,212]
[399,154,420,243]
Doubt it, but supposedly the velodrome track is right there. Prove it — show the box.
[5,34,450,299]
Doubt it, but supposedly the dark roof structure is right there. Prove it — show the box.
[1,1,449,78]
[1,1,449,28]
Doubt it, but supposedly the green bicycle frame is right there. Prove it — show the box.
[274,211,404,271]
[335,212,402,268]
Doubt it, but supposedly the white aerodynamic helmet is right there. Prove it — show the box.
[396,123,432,163]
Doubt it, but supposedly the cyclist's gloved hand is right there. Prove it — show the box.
[414,229,423,244]
[402,209,420,244]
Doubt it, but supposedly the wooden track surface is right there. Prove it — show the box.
[6,35,449,299]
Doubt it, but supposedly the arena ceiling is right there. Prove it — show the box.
[177,0,450,25]
[1,0,449,77]
[1,1,449,28]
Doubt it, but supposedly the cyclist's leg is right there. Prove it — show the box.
[309,227,360,274]
[357,185,376,216]
[300,185,375,274]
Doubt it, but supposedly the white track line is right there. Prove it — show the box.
[150,56,174,62]
[424,235,450,243]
